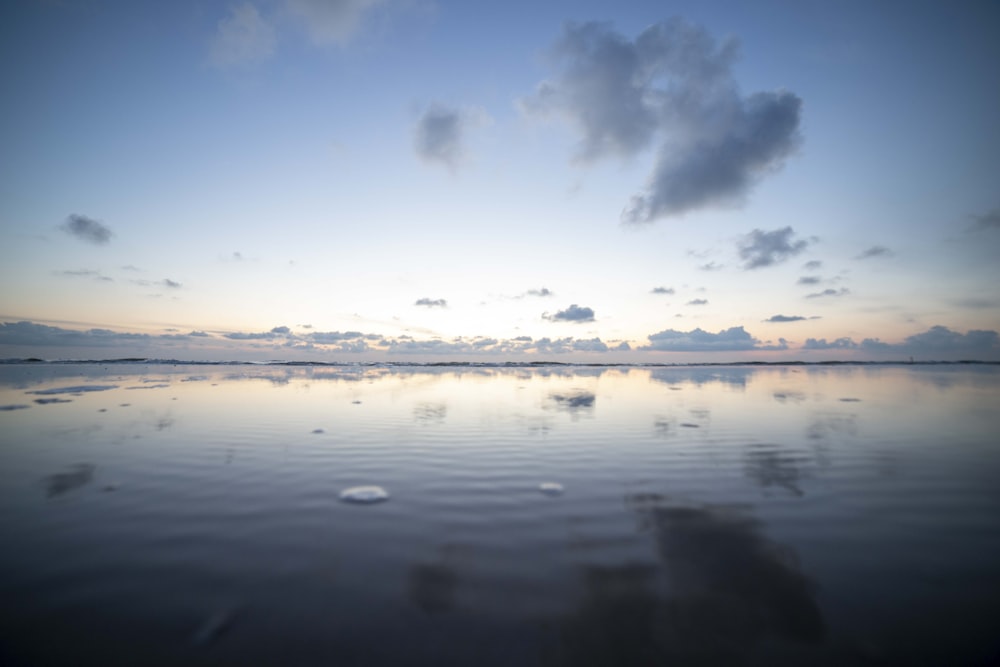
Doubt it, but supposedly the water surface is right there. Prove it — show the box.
[1,363,998,665]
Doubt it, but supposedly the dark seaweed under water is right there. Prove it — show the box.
[1,363,999,665]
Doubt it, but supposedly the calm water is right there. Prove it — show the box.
[1,363,998,665]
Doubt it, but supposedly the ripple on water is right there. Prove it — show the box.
[340,485,389,504]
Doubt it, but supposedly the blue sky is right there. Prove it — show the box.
[2,0,998,361]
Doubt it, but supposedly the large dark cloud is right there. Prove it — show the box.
[61,214,113,245]
[738,227,810,269]
[545,304,595,322]
[523,19,802,223]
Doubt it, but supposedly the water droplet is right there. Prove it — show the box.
[539,482,564,497]
[340,485,389,504]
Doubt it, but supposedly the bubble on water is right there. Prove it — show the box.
[539,482,564,497]
[340,485,389,504]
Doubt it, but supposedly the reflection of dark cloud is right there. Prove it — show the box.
[408,562,458,614]
[413,402,447,424]
[549,391,596,411]
[744,445,807,497]
[807,414,858,441]
[649,367,752,389]
[646,502,824,641]
[28,384,118,395]
[43,463,95,498]
[555,498,824,663]
[773,390,807,404]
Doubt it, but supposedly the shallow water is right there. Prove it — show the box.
[1,363,999,665]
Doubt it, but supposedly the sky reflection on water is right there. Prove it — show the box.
[1,364,999,665]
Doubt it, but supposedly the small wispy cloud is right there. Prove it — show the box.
[54,269,111,282]
[285,0,383,46]
[61,214,113,245]
[544,304,595,322]
[651,286,675,295]
[523,287,553,297]
[687,298,708,306]
[414,104,490,170]
[209,3,276,68]
[765,314,807,323]
[415,298,447,308]
[738,227,810,269]
[806,288,850,299]
[969,208,1000,232]
[803,260,823,270]
[797,276,821,285]
[855,245,893,259]
[163,279,182,289]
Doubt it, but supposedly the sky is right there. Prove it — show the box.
[2,0,999,362]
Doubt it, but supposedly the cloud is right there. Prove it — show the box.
[803,337,857,350]
[805,288,850,299]
[855,245,893,259]
[61,214,112,245]
[209,3,276,68]
[969,209,1000,231]
[285,0,382,46]
[523,19,802,223]
[306,330,365,343]
[797,276,821,285]
[642,326,775,352]
[651,286,675,295]
[544,304,595,322]
[699,261,724,271]
[415,298,447,308]
[414,105,462,168]
[0,321,152,347]
[804,326,999,359]
[802,260,822,270]
[686,298,708,306]
[54,269,112,282]
[524,287,553,297]
[738,227,810,269]
[895,325,999,354]
[765,315,806,323]
[414,104,490,170]
[951,297,1000,309]
[162,279,182,288]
